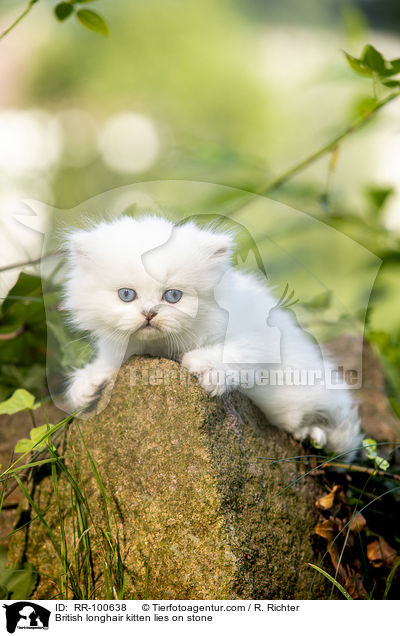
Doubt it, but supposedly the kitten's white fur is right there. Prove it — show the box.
[64,215,361,457]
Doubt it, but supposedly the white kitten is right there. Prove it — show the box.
[63,215,361,457]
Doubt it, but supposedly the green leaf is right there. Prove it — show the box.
[15,424,54,454]
[344,51,373,77]
[0,389,41,415]
[54,2,74,21]
[30,424,52,446]
[0,556,37,600]
[375,456,390,472]
[308,563,352,599]
[382,79,400,88]
[366,186,394,213]
[1,273,42,315]
[361,45,386,75]
[76,8,108,35]
[362,438,389,471]
[14,438,36,454]
[362,437,377,460]
[344,46,400,80]
[388,58,400,75]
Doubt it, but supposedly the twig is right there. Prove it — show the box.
[259,91,400,193]
[0,251,60,274]
[0,0,40,41]
[0,327,24,340]
[325,461,400,482]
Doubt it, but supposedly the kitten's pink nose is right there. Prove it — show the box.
[143,310,158,322]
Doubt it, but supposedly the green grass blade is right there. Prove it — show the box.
[383,557,400,599]
[308,563,353,599]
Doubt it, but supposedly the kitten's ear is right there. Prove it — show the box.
[206,232,234,264]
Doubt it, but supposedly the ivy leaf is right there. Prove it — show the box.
[15,424,54,454]
[76,9,109,35]
[345,45,400,80]
[344,51,373,77]
[361,45,386,75]
[375,456,390,472]
[54,2,74,21]
[388,58,400,75]
[362,437,377,460]
[13,438,36,454]
[362,438,390,471]
[1,273,43,320]
[0,389,41,415]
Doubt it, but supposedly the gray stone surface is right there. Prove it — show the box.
[10,356,330,599]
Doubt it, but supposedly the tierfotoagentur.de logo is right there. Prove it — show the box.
[2,603,51,634]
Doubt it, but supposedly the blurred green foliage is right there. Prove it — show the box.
[0,274,47,402]
[0,7,399,600]
[0,546,37,600]
[0,3,398,411]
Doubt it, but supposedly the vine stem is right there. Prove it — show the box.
[259,91,400,194]
[0,251,60,274]
[0,0,40,41]
[325,461,400,482]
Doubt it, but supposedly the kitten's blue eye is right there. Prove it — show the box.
[162,289,182,303]
[118,288,137,302]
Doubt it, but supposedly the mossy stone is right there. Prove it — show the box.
[10,356,330,599]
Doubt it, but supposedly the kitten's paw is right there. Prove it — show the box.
[181,350,228,397]
[294,425,327,449]
[66,367,114,412]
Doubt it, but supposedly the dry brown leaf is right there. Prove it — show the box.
[349,512,367,533]
[315,485,344,510]
[316,492,335,510]
[344,568,368,599]
[314,517,338,541]
[314,517,346,580]
[367,537,397,568]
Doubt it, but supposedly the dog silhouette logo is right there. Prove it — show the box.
[3,602,50,633]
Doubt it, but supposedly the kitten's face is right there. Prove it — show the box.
[64,216,232,342]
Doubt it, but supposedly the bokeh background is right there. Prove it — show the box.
[1,0,400,602]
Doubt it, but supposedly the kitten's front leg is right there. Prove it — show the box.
[181,344,239,397]
[66,338,127,412]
